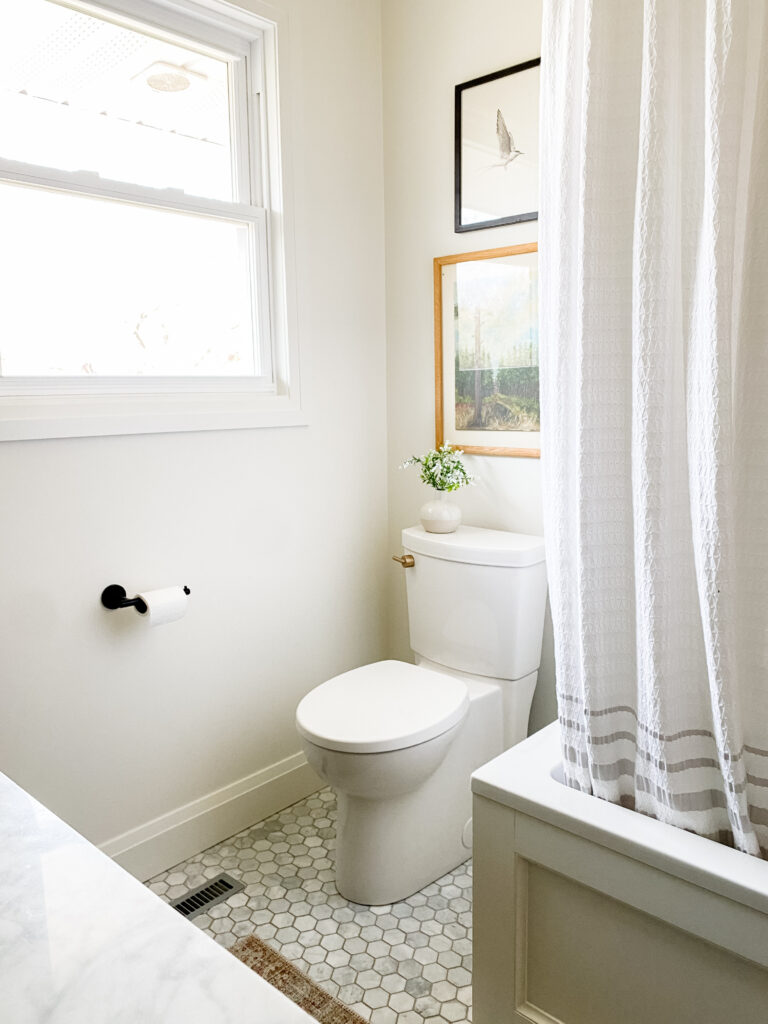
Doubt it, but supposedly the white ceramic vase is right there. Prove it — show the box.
[420,491,461,534]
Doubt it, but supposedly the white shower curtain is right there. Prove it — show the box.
[540,0,768,856]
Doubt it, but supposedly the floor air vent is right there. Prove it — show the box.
[170,872,245,919]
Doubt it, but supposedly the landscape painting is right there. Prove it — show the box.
[434,244,539,458]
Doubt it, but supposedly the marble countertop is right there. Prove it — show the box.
[0,772,314,1023]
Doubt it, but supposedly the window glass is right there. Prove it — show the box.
[0,0,235,201]
[0,180,258,377]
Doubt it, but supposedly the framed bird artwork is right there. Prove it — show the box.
[454,58,540,232]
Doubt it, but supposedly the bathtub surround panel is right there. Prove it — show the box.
[475,811,768,1024]
[471,726,768,1024]
[0,0,387,868]
[523,865,768,1024]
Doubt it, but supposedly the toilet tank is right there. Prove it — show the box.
[401,525,547,681]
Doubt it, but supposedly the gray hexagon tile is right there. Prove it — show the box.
[147,789,472,1023]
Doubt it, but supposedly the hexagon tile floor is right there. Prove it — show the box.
[147,789,473,1023]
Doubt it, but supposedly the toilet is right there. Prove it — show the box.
[295,524,547,905]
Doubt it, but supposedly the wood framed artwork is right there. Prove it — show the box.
[434,244,539,458]
[455,58,540,232]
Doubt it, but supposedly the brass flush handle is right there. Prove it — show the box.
[392,554,415,568]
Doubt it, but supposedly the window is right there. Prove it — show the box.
[0,0,300,439]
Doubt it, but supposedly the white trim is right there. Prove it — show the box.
[0,392,307,440]
[259,10,298,402]
[230,42,254,203]
[0,162,266,223]
[53,0,253,57]
[100,750,322,881]
[0,376,274,398]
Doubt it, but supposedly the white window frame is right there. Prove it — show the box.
[0,0,303,440]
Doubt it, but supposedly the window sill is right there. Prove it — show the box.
[0,391,307,441]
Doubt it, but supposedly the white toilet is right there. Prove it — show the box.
[295,524,547,905]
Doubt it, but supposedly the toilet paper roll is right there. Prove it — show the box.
[136,586,189,627]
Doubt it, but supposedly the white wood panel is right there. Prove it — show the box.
[473,795,768,1024]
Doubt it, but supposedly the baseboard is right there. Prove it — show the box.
[100,752,323,881]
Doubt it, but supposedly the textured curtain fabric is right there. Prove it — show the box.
[540,0,768,856]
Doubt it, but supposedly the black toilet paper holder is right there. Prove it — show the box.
[101,584,190,614]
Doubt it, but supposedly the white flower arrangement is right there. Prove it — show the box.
[400,443,475,492]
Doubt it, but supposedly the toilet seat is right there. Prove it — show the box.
[296,660,469,754]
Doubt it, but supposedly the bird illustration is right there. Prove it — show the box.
[496,108,523,167]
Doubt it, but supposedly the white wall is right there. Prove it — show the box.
[382,0,556,734]
[1,0,557,881]
[0,0,388,876]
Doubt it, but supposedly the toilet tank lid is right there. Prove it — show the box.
[402,525,545,567]
[296,661,469,754]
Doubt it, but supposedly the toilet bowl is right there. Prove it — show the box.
[297,660,503,904]
[297,661,469,796]
[296,525,547,905]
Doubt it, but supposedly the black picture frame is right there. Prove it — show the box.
[454,57,541,233]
